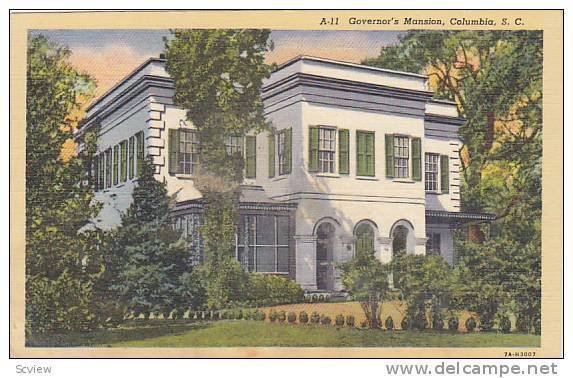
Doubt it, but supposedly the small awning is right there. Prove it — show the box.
[426,210,496,225]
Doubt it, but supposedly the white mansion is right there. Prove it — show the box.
[77,55,494,291]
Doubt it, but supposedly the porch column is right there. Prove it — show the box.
[415,237,428,255]
[294,235,318,290]
[377,237,393,263]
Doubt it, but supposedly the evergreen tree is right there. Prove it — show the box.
[25,35,103,334]
[113,158,191,318]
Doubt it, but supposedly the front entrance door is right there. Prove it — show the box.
[316,222,335,291]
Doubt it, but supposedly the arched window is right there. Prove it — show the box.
[392,225,409,258]
[355,223,375,255]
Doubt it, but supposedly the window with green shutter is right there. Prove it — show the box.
[412,137,422,181]
[357,131,375,177]
[308,126,319,172]
[120,140,128,182]
[268,133,275,178]
[440,155,450,194]
[113,145,119,185]
[168,129,181,174]
[385,134,394,178]
[128,136,135,179]
[284,128,292,174]
[105,149,112,188]
[99,152,105,190]
[338,129,349,174]
[245,135,256,178]
[136,131,144,176]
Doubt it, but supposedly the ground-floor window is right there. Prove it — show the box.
[355,223,375,255]
[174,213,203,266]
[237,214,290,273]
[426,232,441,255]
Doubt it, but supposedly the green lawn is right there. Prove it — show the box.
[28,320,540,348]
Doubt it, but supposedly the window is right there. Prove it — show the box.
[236,215,290,273]
[181,130,200,174]
[355,223,375,255]
[425,153,439,191]
[317,127,336,173]
[128,136,135,179]
[277,129,292,175]
[120,140,128,182]
[357,131,375,176]
[98,153,105,190]
[394,136,409,178]
[113,145,119,185]
[245,136,256,179]
[427,233,441,255]
[174,213,203,266]
[105,149,112,188]
[225,135,244,156]
[268,133,275,178]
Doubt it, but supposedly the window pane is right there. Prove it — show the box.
[277,216,289,245]
[256,215,275,245]
[277,247,289,272]
[256,247,276,272]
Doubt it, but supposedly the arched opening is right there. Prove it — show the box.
[354,222,375,256]
[392,225,409,260]
[316,222,336,291]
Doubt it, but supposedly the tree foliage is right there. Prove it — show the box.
[25,35,104,334]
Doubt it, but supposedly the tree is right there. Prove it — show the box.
[340,250,390,329]
[112,158,192,318]
[365,31,542,331]
[164,30,274,307]
[25,35,103,334]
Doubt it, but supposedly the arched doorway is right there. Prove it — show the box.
[316,222,335,291]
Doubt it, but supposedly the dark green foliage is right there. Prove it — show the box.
[310,312,320,324]
[277,310,286,323]
[254,310,266,321]
[466,317,477,332]
[340,248,390,329]
[499,316,512,333]
[335,314,345,327]
[401,317,411,331]
[385,316,394,331]
[345,315,355,327]
[178,269,208,311]
[299,311,309,324]
[269,310,277,322]
[287,312,297,323]
[432,313,445,331]
[448,316,460,331]
[320,315,332,326]
[25,35,105,335]
[246,273,304,306]
[112,158,193,317]
[202,257,249,309]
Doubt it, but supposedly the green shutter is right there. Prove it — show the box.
[268,133,275,178]
[136,131,144,176]
[440,155,450,193]
[245,136,256,178]
[128,136,135,179]
[412,137,422,181]
[168,129,180,174]
[113,145,119,185]
[93,155,99,190]
[285,128,292,174]
[385,134,394,178]
[120,140,128,182]
[364,132,375,177]
[357,132,365,176]
[338,129,349,174]
[308,126,319,172]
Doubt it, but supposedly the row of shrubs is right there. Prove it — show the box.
[265,310,513,333]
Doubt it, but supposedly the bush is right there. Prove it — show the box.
[269,310,277,322]
[385,316,394,330]
[401,316,411,330]
[414,311,428,330]
[499,316,511,333]
[465,317,477,332]
[310,311,320,324]
[204,259,249,309]
[287,311,297,323]
[335,314,345,327]
[255,310,266,321]
[320,314,332,325]
[246,273,304,306]
[516,316,529,333]
[448,316,459,331]
[432,313,444,330]
[345,315,355,327]
[299,311,309,324]
[277,310,286,323]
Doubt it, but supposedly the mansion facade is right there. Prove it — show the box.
[76,55,494,291]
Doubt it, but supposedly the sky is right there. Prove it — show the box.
[30,29,403,99]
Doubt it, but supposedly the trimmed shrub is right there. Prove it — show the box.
[516,316,530,333]
[269,310,277,322]
[432,313,444,330]
[465,317,477,332]
[287,311,297,323]
[320,314,332,325]
[335,314,345,327]
[448,316,459,331]
[345,314,355,327]
[246,273,304,306]
[401,316,411,330]
[499,316,511,333]
[385,316,394,330]
[277,310,286,323]
[414,311,428,330]
[310,311,320,324]
[299,311,309,324]
[256,310,266,321]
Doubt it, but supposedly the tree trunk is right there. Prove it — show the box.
[468,224,485,244]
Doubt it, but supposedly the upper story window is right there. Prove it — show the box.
[277,128,292,176]
[425,153,439,191]
[169,128,200,175]
[105,149,112,188]
[318,127,336,173]
[393,136,409,178]
[225,135,244,156]
[128,136,135,180]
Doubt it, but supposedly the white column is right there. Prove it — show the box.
[377,237,393,263]
[294,235,318,290]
